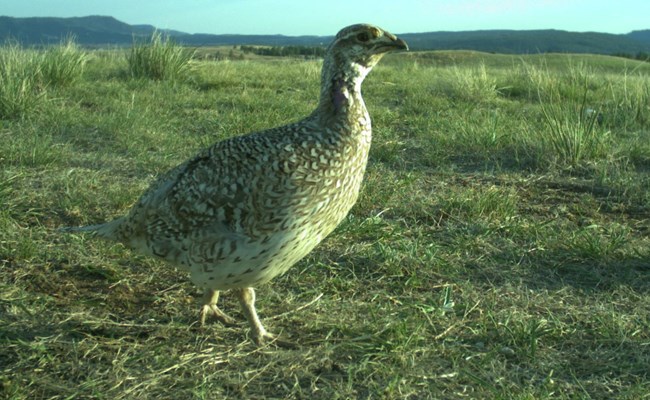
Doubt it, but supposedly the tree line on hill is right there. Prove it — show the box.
[612,51,650,62]
[239,45,326,58]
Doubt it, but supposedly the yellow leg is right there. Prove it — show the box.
[199,289,237,326]
[235,287,272,345]
[231,287,296,347]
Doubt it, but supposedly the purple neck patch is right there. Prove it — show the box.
[332,79,348,111]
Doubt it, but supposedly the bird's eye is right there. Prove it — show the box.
[356,32,370,42]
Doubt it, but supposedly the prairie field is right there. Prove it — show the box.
[1,41,650,399]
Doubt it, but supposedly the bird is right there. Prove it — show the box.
[60,24,408,346]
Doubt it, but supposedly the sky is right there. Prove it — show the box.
[2,0,649,36]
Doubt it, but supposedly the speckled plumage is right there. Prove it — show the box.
[61,24,408,345]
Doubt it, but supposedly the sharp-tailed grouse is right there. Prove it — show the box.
[61,24,408,345]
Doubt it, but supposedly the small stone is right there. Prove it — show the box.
[499,346,516,357]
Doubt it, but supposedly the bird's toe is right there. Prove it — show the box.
[252,331,297,348]
[199,304,238,326]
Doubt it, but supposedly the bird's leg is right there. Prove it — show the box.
[235,287,271,345]
[235,287,297,348]
[199,288,237,326]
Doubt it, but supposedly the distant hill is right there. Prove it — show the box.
[0,16,328,47]
[628,30,650,43]
[1,15,649,55]
[400,29,650,54]
[0,15,186,45]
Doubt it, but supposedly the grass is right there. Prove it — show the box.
[0,42,45,120]
[1,45,650,399]
[127,32,194,81]
[40,36,88,87]
[0,38,88,120]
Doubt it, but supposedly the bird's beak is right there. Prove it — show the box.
[392,37,409,51]
[374,32,409,54]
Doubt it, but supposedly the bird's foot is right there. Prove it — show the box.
[252,331,297,348]
[199,304,238,326]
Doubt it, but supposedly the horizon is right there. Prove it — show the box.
[2,14,649,37]
[2,0,649,36]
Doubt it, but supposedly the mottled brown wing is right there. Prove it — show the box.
[153,131,299,241]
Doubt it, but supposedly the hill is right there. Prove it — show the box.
[1,15,649,55]
[400,29,650,54]
[628,29,650,43]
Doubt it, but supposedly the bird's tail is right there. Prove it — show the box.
[58,218,123,240]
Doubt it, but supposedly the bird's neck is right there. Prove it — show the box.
[315,60,369,122]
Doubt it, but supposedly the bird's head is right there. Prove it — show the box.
[326,24,408,78]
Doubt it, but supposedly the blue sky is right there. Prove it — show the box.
[3,0,649,36]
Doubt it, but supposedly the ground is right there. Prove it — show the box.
[1,47,649,399]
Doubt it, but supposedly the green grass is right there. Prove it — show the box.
[1,46,650,399]
[40,36,88,87]
[0,42,45,120]
[0,38,88,120]
[127,32,194,81]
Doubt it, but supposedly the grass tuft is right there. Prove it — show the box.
[537,91,610,169]
[40,36,89,87]
[446,62,500,103]
[127,32,194,81]
[0,41,45,120]
[0,37,89,120]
